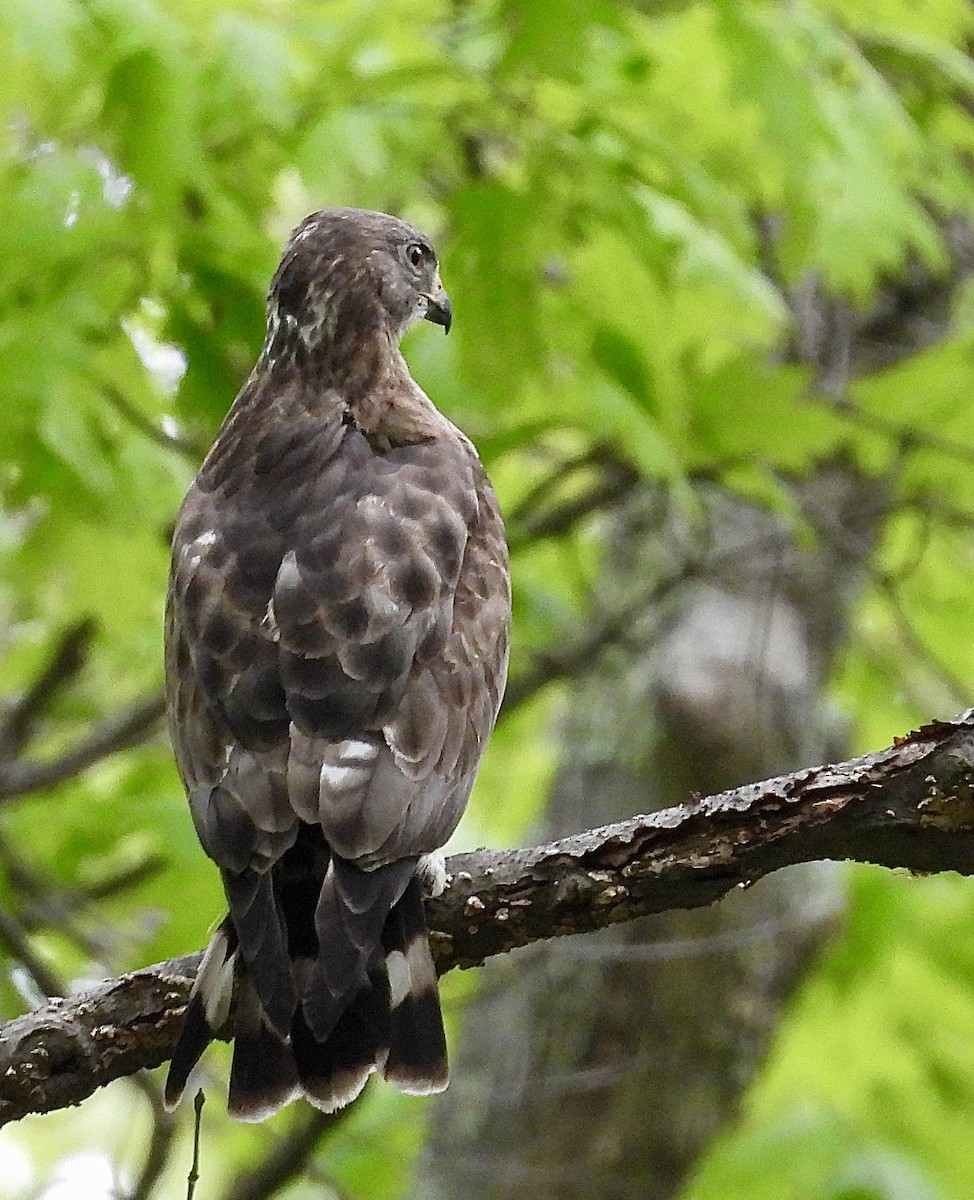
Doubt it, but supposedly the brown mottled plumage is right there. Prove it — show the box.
[163,209,510,1120]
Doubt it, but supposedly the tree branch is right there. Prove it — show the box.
[222,1106,352,1200]
[4,709,974,1126]
[0,620,97,761]
[0,695,166,802]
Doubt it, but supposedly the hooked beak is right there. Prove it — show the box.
[423,281,453,334]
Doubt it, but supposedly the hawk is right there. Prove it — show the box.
[163,208,510,1120]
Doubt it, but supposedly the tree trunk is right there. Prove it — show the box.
[415,465,884,1199]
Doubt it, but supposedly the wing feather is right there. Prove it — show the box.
[167,395,506,877]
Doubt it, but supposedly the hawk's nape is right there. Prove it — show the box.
[163,208,510,1120]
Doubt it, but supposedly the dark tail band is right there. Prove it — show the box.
[164,867,448,1119]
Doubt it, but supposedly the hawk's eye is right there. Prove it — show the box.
[405,242,428,271]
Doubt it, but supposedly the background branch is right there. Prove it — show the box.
[0,620,97,761]
[0,694,166,802]
[222,1106,353,1200]
[2,709,974,1126]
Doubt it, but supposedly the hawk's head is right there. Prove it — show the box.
[265,209,452,373]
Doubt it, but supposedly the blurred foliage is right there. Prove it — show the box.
[1,0,974,1197]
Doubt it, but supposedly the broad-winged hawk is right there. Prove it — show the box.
[163,208,510,1119]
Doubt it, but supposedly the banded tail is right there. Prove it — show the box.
[164,870,447,1120]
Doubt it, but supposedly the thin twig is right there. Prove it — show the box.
[502,592,653,713]
[0,694,166,802]
[828,394,974,469]
[505,448,639,551]
[502,529,794,714]
[187,1091,205,1200]
[102,384,207,461]
[0,833,115,960]
[127,1074,179,1200]
[224,1106,353,1200]
[505,447,610,522]
[507,470,639,553]
[900,494,974,532]
[80,855,167,902]
[0,620,96,759]
[0,906,63,1000]
[505,449,601,531]
[874,571,970,709]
